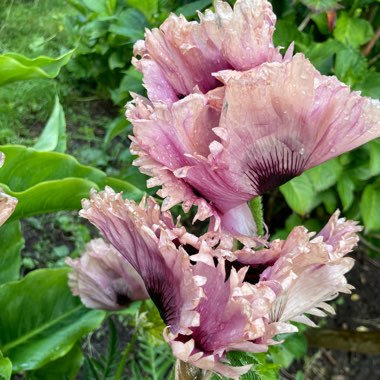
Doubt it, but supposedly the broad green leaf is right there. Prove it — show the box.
[25,342,83,380]
[360,183,380,232]
[333,12,374,48]
[321,189,338,214]
[306,158,342,192]
[127,0,158,20]
[280,173,319,215]
[368,140,380,177]
[0,51,73,86]
[225,351,280,380]
[33,96,67,153]
[1,179,98,221]
[0,145,143,197]
[109,9,148,41]
[357,72,380,99]
[301,0,341,11]
[82,0,116,15]
[0,221,24,285]
[110,67,144,106]
[0,351,11,380]
[0,268,105,372]
[335,47,368,85]
[175,0,212,18]
[305,39,342,73]
[337,175,355,211]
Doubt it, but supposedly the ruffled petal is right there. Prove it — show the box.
[80,188,203,333]
[66,239,148,310]
[215,53,380,196]
[133,0,280,102]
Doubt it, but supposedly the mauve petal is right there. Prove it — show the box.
[258,216,359,325]
[66,238,148,310]
[80,188,203,333]
[165,260,269,378]
[133,0,280,102]
[215,54,380,196]
[0,153,17,227]
[0,190,17,227]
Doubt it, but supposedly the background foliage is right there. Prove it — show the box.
[0,0,379,379]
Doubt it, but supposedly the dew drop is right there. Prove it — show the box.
[299,147,305,155]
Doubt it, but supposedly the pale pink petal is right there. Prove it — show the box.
[165,260,270,378]
[214,54,380,196]
[133,0,280,102]
[80,188,203,333]
[66,239,148,310]
[0,190,17,227]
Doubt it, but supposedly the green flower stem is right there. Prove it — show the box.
[249,196,265,236]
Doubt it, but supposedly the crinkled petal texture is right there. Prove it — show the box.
[128,53,380,235]
[215,53,380,196]
[66,238,149,310]
[80,188,203,333]
[133,0,281,103]
[258,211,361,329]
[0,153,17,227]
[165,260,272,379]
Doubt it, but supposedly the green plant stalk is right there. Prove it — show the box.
[250,196,265,236]
[114,330,139,380]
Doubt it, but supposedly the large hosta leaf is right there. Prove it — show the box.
[0,145,143,220]
[0,268,105,373]
[0,221,24,285]
[0,51,73,86]
[26,342,83,380]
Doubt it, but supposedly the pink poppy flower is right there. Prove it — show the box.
[80,188,274,378]
[81,188,361,378]
[66,238,148,310]
[133,0,281,104]
[128,52,380,235]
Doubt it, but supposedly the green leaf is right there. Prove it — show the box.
[82,0,116,15]
[301,0,341,11]
[306,158,342,192]
[104,117,130,145]
[356,72,380,99]
[333,12,374,48]
[337,175,355,211]
[0,351,11,380]
[305,39,343,73]
[368,140,380,177]
[1,179,99,221]
[226,351,280,380]
[0,145,143,220]
[109,9,148,41]
[0,221,24,285]
[280,173,319,215]
[175,0,212,18]
[360,183,380,232]
[335,47,368,85]
[0,268,105,372]
[33,96,67,153]
[127,0,158,20]
[0,51,73,86]
[25,342,83,380]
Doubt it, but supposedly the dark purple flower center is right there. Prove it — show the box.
[145,270,180,329]
[245,145,308,194]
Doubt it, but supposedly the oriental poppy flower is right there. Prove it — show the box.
[81,188,360,378]
[127,0,380,236]
[66,238,148,310]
